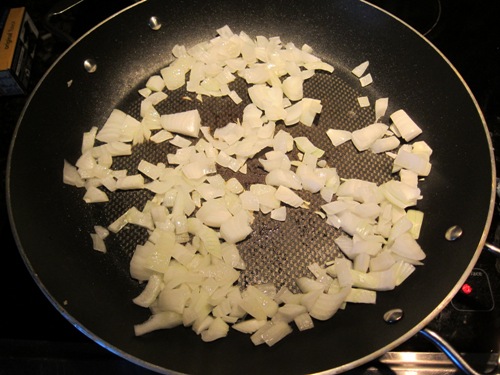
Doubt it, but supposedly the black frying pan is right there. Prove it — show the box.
[6,0,495,374]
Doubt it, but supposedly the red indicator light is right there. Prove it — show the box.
[461,283,473,295]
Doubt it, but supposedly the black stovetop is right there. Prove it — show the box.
[1,0,499,374]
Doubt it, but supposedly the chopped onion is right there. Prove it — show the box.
[326,129,352,147]
[83,186,108,203]
[134,311,183,336]
[374,97,389,121]
[274,186,304,208]
[351,60,369,77]
[232,319,267,333]
[390,109,422,142]
[357,96,370,107]
[351,123,388,151]
[359,73,373,87]
[63,27,433,347]
[161,109,201,137]
[271,206,287,221]
[370,136,400,154]
[390,232,426,261]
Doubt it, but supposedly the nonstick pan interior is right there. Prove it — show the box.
[7,0,495,374]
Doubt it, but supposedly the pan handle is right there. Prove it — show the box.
[44,0,86,45]
[419,328,499,375]
[484,242,500,256]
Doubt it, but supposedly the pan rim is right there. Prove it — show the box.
[6,0,496,374]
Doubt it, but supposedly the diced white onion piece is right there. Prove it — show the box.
[351,123,388,151]
[336,178,379,204]
[305,61,334,73]
[351,235,383,256]
[392,260,416,286]
[370,136,400,154]
[294,136,324,158]
[138,160,162,180]
[259,151,291,172]
[394,149,431,176]
[275,287,302,306]
[201,318,230,342]
[370,251,396,272]
[221,243,246,270]
[182,159,216,180]
[240,294,268,321]
[232,319,267,334]
[326,129,352,147]
[270,206,287,221]
[83,186,109,203]
[98,111,141,144]
[296,164,325,193]
[390,232,426,261]
[282,75,304,101]
[81,126,98,154]
[94,225,109,239]
[160,65,187,91]
[309,288,350,320]
[300,289,322,312]
[228,90,242,104]
[133,274,163,307]
[334,235,354,259]
[380,180,421,209]
[352,60,369,77]
[357,96,370,107]
[103,141,132,156]
[390,109,422,142]
[412,140,433,158]
[300,98,323,127]
[374,97,389,121]
[193,316,215,335]
[116,175,145,190]
[196,199,232,227]
[245,285,279,318]
[353,253,370,273]
[134,311,183,336]
[220,211,253,243]
[273,129,294,153]
[333,258,353,288]
[250,321,274,345]
[296,277,324,293]
[359,73,373,87]
[150,130,173,143]
[127,207,154,230]
[63,160,85,187]
[399,169,419,188]
[350,269,396,291]
[161,109,201,137]
[225,177,244,194]
[170,135,192,148]
[261,321,293,347]
[90,233,106,252]
[272,304,308,323]
[346,288,376,304]
[146,75,166,92]
[138,87,152,98]
[407,209,424,239]
[265,169,302,190]
[284,101,302,126]
[388,216,413,243]
[294,312,314,331]
[146,91,168,106]
[275,186,304,208]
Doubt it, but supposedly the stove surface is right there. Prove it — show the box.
[1,0,499,374]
